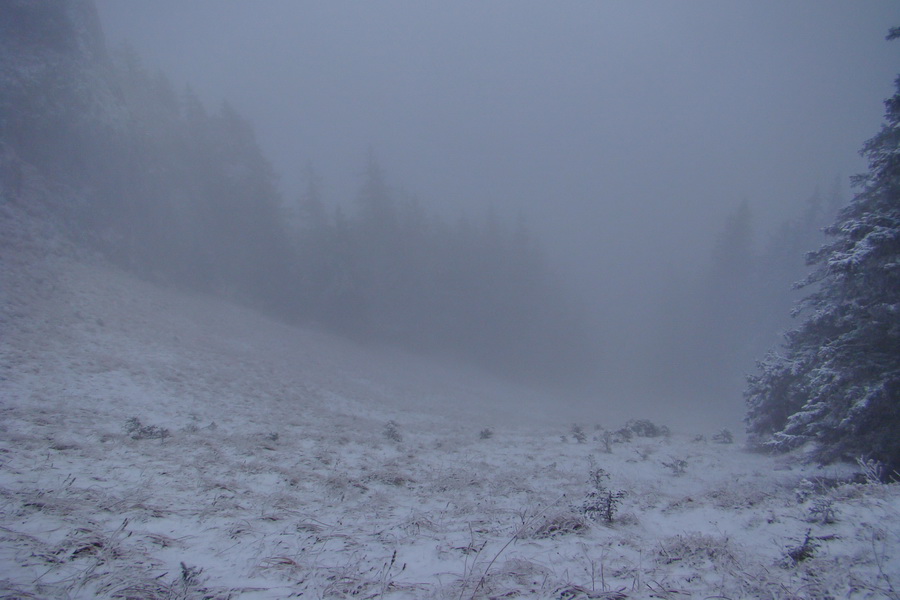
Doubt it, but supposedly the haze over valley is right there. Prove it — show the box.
[1,2,899,598]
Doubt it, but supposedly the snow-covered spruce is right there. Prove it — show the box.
[745,36,900,474]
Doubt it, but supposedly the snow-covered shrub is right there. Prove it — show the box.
[365,468,412,487]
[706,481,771,510]
[479,427,494,440]
[661,457,688,476]
[106,561,224,600]
[171,563,208,600]
[794,478,819,503]
[712,428,733,444]
[794,475,850,501]
[570,424,587,444]
[496,558,552,589]
[807,496,838,524]
[581,456,626,524]
[599,429,614,453]
[585,488,627,524]
[783,529,817,566]
[612,428,632,443]
[857,456,891,484]
[382,420,402,443]
[530,511,589,538]
[323,473,368,500]
[656,533,735,567]
[620,419,670,439]
[124,417,169,441]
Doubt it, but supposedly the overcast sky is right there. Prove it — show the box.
[94,1,899,421]
[94,1,897,265]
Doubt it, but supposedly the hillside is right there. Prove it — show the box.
[1,203,899,599]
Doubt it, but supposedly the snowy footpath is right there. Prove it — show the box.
[1,208,898,599]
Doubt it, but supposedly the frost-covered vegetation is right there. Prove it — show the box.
[2,3,899,597]
[1,227,898,599]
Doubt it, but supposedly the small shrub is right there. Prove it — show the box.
[586,456,608,489]
[661,457,688,476]
[807,496,838,525]
[571,424,587,444]
[531,512,588,538]
[783,529,817,566]
[582,456,626,524]
[124,417,170,441]
[857,456,890,483]
[657,533,735,567]
[612,428,632,443]
[584,488,626,525]
[600,430,614,453]
[712,429,734,444]
[383,420,402,442]
[479,428,494,440]
[366,469,411,487]
[624,419,670,438]
[170,562,209,599]
[794,478,818,503]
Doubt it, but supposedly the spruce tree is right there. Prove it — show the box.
[745,37,900,473]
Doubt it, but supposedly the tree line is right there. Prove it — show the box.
[4,1,895,470]
[0,2,596,386]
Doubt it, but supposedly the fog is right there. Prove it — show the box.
[90,0,898,426]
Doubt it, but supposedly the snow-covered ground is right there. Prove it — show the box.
[1,204,898,599]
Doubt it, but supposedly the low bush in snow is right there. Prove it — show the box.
[124,417,170,441]
[581,456,626,524]
[529,511,589,539]
[712,428,734,444]
[622,419,670,438]
[661,457,689,476]
[382,420,402,443]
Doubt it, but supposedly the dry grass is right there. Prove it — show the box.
[1,209,899,599]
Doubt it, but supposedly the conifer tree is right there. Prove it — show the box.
[745,37,900,473]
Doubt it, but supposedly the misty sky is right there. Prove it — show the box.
[94,1,898,421]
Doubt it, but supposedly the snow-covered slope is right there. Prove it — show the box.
[1,205,898,599]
